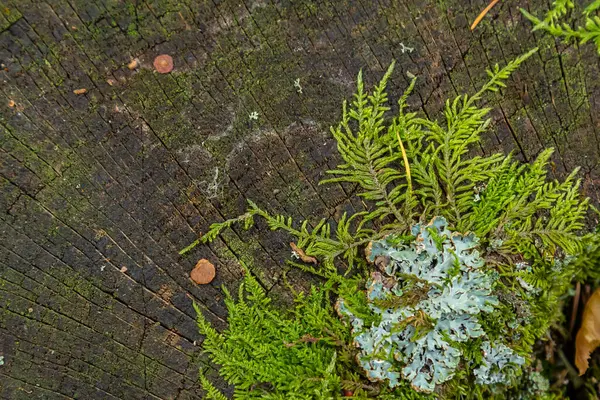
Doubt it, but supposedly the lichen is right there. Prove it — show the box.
[338,217,525,393]
[513,368,552,400]
[474,341,525,385]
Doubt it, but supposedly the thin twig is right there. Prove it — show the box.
[556,346,584,389]
[570,281,581,336]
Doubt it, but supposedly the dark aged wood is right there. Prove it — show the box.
[0,0,598,398]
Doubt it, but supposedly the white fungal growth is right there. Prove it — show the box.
[199,167,224,200]
[399,42,414,54]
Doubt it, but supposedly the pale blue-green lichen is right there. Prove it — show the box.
[338,217,525,393]
[474,341,525,385]
[514,368,551,400]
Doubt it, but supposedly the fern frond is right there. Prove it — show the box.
[321,62,411,225]
[199,371,229,400]
[194,273,358,398]
[546,0,574,22]
[476,47,539,100]
[501,171,587,259]
[179,211,256,255]
[570,232,600,282]
[194,302,225,347]
[465,156,523,236]
[584,0,600,16]
[522,1,600,54]
[410,48,537,225]
[202,211,257,244]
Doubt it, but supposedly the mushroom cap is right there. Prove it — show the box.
[153,54,173,74]
[190,259,215,284]
[127,59,139,70]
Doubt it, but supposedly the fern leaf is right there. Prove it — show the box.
[522,1,600,54]
[199,371,229,400]
[321,62,410,225]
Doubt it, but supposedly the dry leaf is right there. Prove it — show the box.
[190,259,215,284]
[120,266,128,273]
[73,88,87,95]
[290,242,317,265]
[374,255,390,272]
[8,100,15,108]
[575,288,600,375]
[365,241,373,262]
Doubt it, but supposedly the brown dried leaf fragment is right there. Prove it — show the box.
[576,288,600,375]
[365,241,373,262]
[73,88,87,95]
[374,255,390,272]
[290,242,317,265]
[8,100,15,108]
[190,259,216,284]
[153,54,173,74]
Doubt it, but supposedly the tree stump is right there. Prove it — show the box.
[0,1,598,399]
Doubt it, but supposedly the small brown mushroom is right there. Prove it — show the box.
[127,59,139,70]
[153,54,173,74]
[190,259,215,284]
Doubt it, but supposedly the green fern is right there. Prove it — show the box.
[194,269,380,399]
[181,48,589,278]
[186,50,595,399]
[199,372,229,400]
[522,0,600,54]
[321,61,410,225]
[464,147,588,261]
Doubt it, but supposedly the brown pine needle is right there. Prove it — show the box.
[471,0,501,31]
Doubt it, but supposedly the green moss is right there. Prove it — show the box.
[127,23,140,39]
[0,5,21,30]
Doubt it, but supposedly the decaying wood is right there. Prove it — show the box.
[0,0,599,398]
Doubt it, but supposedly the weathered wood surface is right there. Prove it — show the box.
[0,0,598,398]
